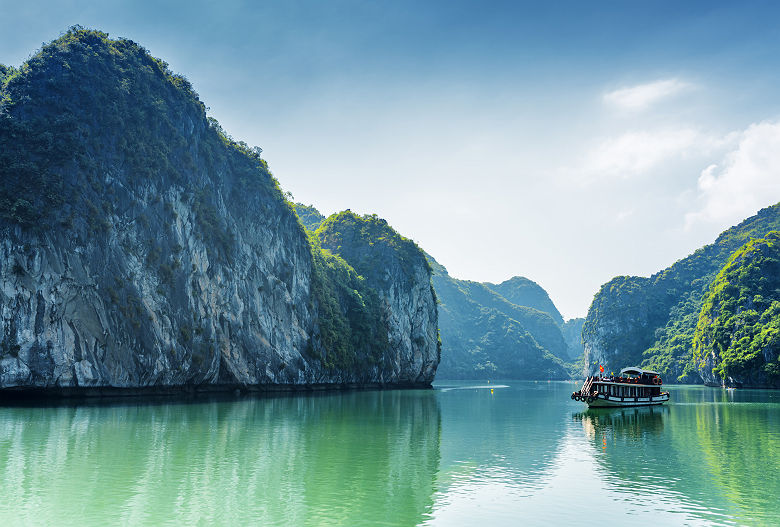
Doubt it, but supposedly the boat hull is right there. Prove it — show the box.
[587,393,669,408]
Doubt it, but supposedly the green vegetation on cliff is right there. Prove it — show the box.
[315,210,430,285]
[305,210,429,370]
[300,210,391,370]
[692,232,780,385]
[294,203,325,231]
[306,236,389,370]
[584,203,780,383]
[310,211,437,371]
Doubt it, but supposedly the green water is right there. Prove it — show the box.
[0,382,778,526]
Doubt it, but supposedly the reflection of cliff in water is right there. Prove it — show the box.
[574,404,695,498]
[436,382,568,489]
[574,387,780,526]
[681,389,780,526]
[573,406,671,498]
[0,390,441,526]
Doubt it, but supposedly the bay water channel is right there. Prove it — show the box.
[0,382,778,526]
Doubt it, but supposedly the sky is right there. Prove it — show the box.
[3,0,780,319]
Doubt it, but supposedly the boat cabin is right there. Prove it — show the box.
[596,367,664,398]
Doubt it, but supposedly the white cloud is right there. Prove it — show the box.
[583,128,704,178]
[615,208,635,222]
[686,120,780,227]
[603,79,691,111]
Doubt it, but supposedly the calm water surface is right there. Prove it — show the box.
[1,382,778,526]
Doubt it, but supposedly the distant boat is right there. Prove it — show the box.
[571,367,670,407]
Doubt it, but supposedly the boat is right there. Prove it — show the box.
[571,367,670,407]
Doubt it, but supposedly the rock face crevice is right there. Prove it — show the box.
[0,28,438,393]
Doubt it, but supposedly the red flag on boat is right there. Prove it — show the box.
[599,365,604,373]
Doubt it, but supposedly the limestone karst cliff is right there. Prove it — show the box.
[0,28,438,393]
[583,203,780,385]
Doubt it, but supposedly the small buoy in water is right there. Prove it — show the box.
[487,380,490,384]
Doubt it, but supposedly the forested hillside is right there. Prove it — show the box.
[427,256,571,380]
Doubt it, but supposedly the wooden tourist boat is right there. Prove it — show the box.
[571,367,670,407]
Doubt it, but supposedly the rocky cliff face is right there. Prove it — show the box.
[562,317,585,359]
[0,28,438,393]
[582,275,665,375]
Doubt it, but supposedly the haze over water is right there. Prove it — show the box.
[1,383,778,526]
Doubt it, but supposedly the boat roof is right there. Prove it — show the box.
[619,367,660,376]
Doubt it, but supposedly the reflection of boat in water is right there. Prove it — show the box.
[571,367,670,407]
[574,405,668,440]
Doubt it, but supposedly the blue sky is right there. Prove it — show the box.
[3,1,780,318]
